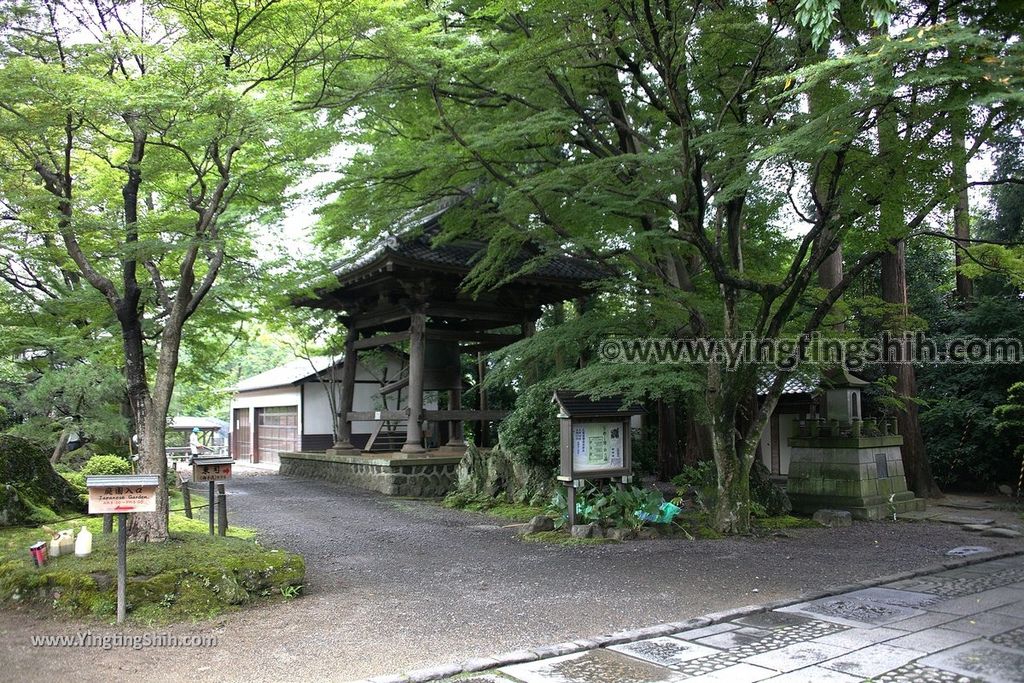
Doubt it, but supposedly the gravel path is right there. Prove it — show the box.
[1,474,1020,682]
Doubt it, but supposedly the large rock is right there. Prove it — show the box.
[0,435,85,526]
[454,442,555,505]
[570,524,603,539]
[520,515,555,534]
[812,509,853,528]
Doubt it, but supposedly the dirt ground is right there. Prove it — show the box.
[1,474,1020,682]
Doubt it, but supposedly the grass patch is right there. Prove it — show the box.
[520,530,618,546]
[0,489,302,624]
[753,515,820,530]
[442,492,547,523]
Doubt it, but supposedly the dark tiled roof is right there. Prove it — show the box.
[552,391,644,417]
[330,204,608,285]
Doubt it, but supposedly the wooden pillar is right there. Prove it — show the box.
[446,386,465,446]
[476,351,489,447]
[403,310,427,453]
[334,324,358,451]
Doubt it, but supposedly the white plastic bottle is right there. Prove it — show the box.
[74,526,92,557]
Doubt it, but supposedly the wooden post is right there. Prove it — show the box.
[566,482,576,528]
[446,386,465,447]
[181,481,193,519]
[208,480,215,536]
[102,514,113,534]
[216,483,227,536]
[116,512,127,624]
[402,310,427,453]
[334,324,358,451]
[477,351,489,447]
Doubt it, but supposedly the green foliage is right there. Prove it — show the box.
[916,296,1024,489]
[441,491,547,522]
[497,380,562,469]
[0,512,303,623]
[994,382,1024,462]
[79,455,133,477]
[547,483,670,530]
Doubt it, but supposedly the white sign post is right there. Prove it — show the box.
[85,474,160,624]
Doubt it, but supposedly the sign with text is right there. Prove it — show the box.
[572,421,624,473]
[86,475,159,514]
[192,460,233,482]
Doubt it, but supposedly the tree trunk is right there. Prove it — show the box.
[50,428,71,465]
[951,106,974,301]
[683,408,714,465]
[656,399,681,480]
[880,245,943,498]
[710,429,752,534]
[121,313,170,542]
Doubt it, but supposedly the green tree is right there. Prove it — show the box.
[0,0,351,540]
[318,0,1022,532]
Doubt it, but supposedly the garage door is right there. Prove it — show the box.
[254,406,298,464]
[233,408,252,461]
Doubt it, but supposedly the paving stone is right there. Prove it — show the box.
[680,663,776,683]
[940,613,1024,637]
[811,626,907,648]
[993,601,1024,618]
[819,643,922,678]
[883,627,979,653]
[500,649,685,683]
[990,625,1024,650]
[981,527,1023,538]
[934,514,996,526]
[693,627,771,650]
[946,545,994,556]
[870,661,983,683]
[733,611,816,630]
[741,642,849,672]
[961,524,995,532]
[886,611,960,631]
[462,657,501,672]
[439,676,510,683]
[927,586,1024,616]
[670,623,737,641]
[750,665,863,683]
[919,641,1024,683]
[609,637,720,668]
[406,663,463,682]
[778,588,937,628]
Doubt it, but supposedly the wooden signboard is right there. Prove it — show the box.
[192,457,233,482]
[86,475,159,514]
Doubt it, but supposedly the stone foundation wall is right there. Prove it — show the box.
[787,442,924,520]
[278,451,459,497]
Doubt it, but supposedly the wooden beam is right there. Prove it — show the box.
[379,376,409,396]
[351,306,411,331]
[347,410,409,421]
[423,410,509,421]
[353,330,410,350]
[425,329,522,345]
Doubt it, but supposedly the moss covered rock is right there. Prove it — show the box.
[0,435,85,526]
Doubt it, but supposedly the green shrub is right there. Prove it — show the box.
[80,454,132,477]
[547,483,670,530]
[497,381,561,469]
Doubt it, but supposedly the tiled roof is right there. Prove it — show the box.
[329,203,608,285]
[232,357,338,393]
[756,373,818,396]
[552,391,645,417]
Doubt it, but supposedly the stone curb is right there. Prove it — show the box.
[352,548,1024,683]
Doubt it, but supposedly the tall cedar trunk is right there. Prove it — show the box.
[684,409,713,465]
[656,399,681,480]
[880,244,942,498]
[951,106,974,301]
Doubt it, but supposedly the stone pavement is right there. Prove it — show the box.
[361,551,1024,683]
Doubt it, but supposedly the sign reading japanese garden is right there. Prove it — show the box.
[86,475,159,514]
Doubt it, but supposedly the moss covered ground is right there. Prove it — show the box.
[442,492,547,523]
[0,489,303,623]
